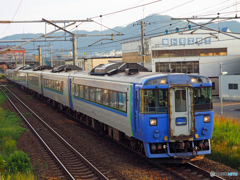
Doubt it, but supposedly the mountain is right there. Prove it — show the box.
[1,14,240,56]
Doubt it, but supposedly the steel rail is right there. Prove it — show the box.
[187,162,226,180]
[1,83,109,180]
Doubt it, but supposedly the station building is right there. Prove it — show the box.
[121,28,240,96]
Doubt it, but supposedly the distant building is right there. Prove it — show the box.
[221,27,231,32]
[121,28,240,96]
[0,45,25,59]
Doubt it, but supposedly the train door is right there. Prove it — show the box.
[169,87,194,140]
[135,89,141,134]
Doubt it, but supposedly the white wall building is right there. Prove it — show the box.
[121,28,240,96]
[221,75,240,101]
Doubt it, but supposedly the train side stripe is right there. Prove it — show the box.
[43,87,63,95]
[73,96,127,117]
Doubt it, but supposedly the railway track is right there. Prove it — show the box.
[106,135,226,180]
[0,83,112,180]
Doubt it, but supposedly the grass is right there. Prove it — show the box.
[206,114,240,171]
[0,90,36,179]
[0,74,6,79]
[1,170,35,180]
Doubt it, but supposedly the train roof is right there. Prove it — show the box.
[71,71,211,86]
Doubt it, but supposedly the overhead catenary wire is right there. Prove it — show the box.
[16,0,240,59]
[1,0,23,36]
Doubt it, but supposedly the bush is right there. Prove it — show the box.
[5,140,17,155]
[0,74,6,79]
[206,115,240,170]
[0,155,5,173]
[6,151,31,173]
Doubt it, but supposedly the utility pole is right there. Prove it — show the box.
[38,45,42,66]
[133,21,150,67]
[220,63,223,115]
[50,43,53,67]
[72,34,77,66]
[15,55,17,67]
[141,21,145,67]
[23,53,25,66]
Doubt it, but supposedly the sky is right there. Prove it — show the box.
[0,0,239,39]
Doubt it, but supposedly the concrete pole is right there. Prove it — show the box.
[23,53,25,66]
[15,55,17,67]
[220,63,223,115]
[72,34,77,66]
[38,45,42,66]
[141,21,145,67]
[50,43,53,67]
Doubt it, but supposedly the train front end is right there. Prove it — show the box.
[134,74,213,161]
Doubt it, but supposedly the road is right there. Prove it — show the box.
[213,98,240,119]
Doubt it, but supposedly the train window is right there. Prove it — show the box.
[48,80,51,88]
[95,88,102,103]
[175,90,180,99]
[79,85,84,98]
[55,81,58,91]
[57,81,59,90]
[119,92,127,111]
[45,79,47,87]
[84,86,89,100]
[140,89,168,114]
[60,82,63,92]
[102,90,109,106]
[72,84,75,95]
[175,90,186,112]
[52,80,55,89]
[89,87,95,101]
[75,85,79,96]
[194,87,212,111]
[109,91,118,109]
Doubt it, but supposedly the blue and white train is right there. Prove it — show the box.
[6,63,214,162]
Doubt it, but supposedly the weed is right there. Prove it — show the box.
[25,113,33,116]
[0,91,35,178]
[206,115,240,170]
[5,140,17,156]
[44,161,48,168]
[6,151,31,173]
[0,155,5,173]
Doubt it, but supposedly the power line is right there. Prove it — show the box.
[90,0,162,19]
[1,0,23,36]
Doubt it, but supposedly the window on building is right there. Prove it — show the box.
[152,48,227,58]
[228,84,238,90]
[212,82,215,90]
[156,61,199,73]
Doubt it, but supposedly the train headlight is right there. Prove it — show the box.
[150,119,157,126]
[160,79,166,84]
[204,116,210,123]
[191,78,196,83]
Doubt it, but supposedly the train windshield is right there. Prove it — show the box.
[194,87,212,111]
[139,89,168,114]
